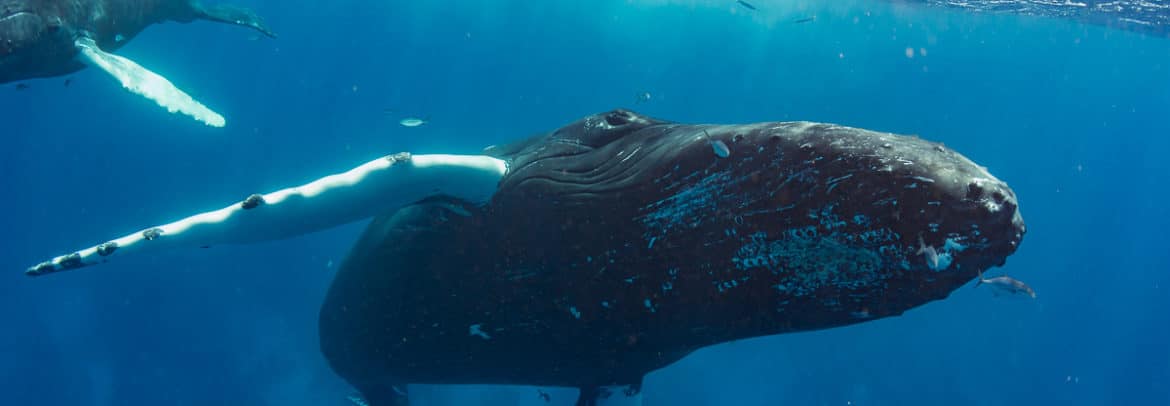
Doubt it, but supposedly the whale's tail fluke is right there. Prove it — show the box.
[192,3,277,38]
[74,36,226,127]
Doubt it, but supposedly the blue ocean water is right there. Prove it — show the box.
[1,0,1167,405]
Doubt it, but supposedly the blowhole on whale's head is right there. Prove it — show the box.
[556,108,667,148]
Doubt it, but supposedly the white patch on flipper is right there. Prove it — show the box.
[26,154,507,276]
[74,37,226,127]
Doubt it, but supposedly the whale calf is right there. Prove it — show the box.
[25,110,1026,406]
[0,0,275,126]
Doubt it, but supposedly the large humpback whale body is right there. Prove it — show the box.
[0,0,275,126]
[26,110,1026,406]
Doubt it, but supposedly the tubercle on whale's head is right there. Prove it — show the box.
[0,8,44,55]
[0,7,78,74]
[712,122,1026,307]
[492,110,1025,310]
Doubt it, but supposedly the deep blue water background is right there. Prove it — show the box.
[2,1,1168,405]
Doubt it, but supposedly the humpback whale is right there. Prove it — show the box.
[25,110,1026,406]
[0,0,275,126]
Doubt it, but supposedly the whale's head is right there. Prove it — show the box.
[489,109,1025,330]
[0,3,83,83]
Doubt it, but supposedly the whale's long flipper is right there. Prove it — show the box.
[192,3,277,38]
[25,153,507,277]
[74,37,226,127]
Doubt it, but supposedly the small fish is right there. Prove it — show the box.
[537,390,551,403]
[976,271,1037,298]
[14,83,29,90]
[702,130,730,158]
[634,91,653,104]
[469,324,492,340]
[793,16,816,24]
[399,118,427,127]
[736,0,757,11]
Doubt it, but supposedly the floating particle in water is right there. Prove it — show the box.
[634,91,653,104]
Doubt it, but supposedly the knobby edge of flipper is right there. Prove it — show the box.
[73,35,227,127]
[25,153,507,277]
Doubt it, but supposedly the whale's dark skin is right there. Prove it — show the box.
[0,0,273,84]
[319,110,1026,405]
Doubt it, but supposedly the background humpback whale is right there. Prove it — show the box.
[0,0,274,126]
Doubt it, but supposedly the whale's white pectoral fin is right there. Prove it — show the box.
[74,37,226,127]
[26,153,507,277]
